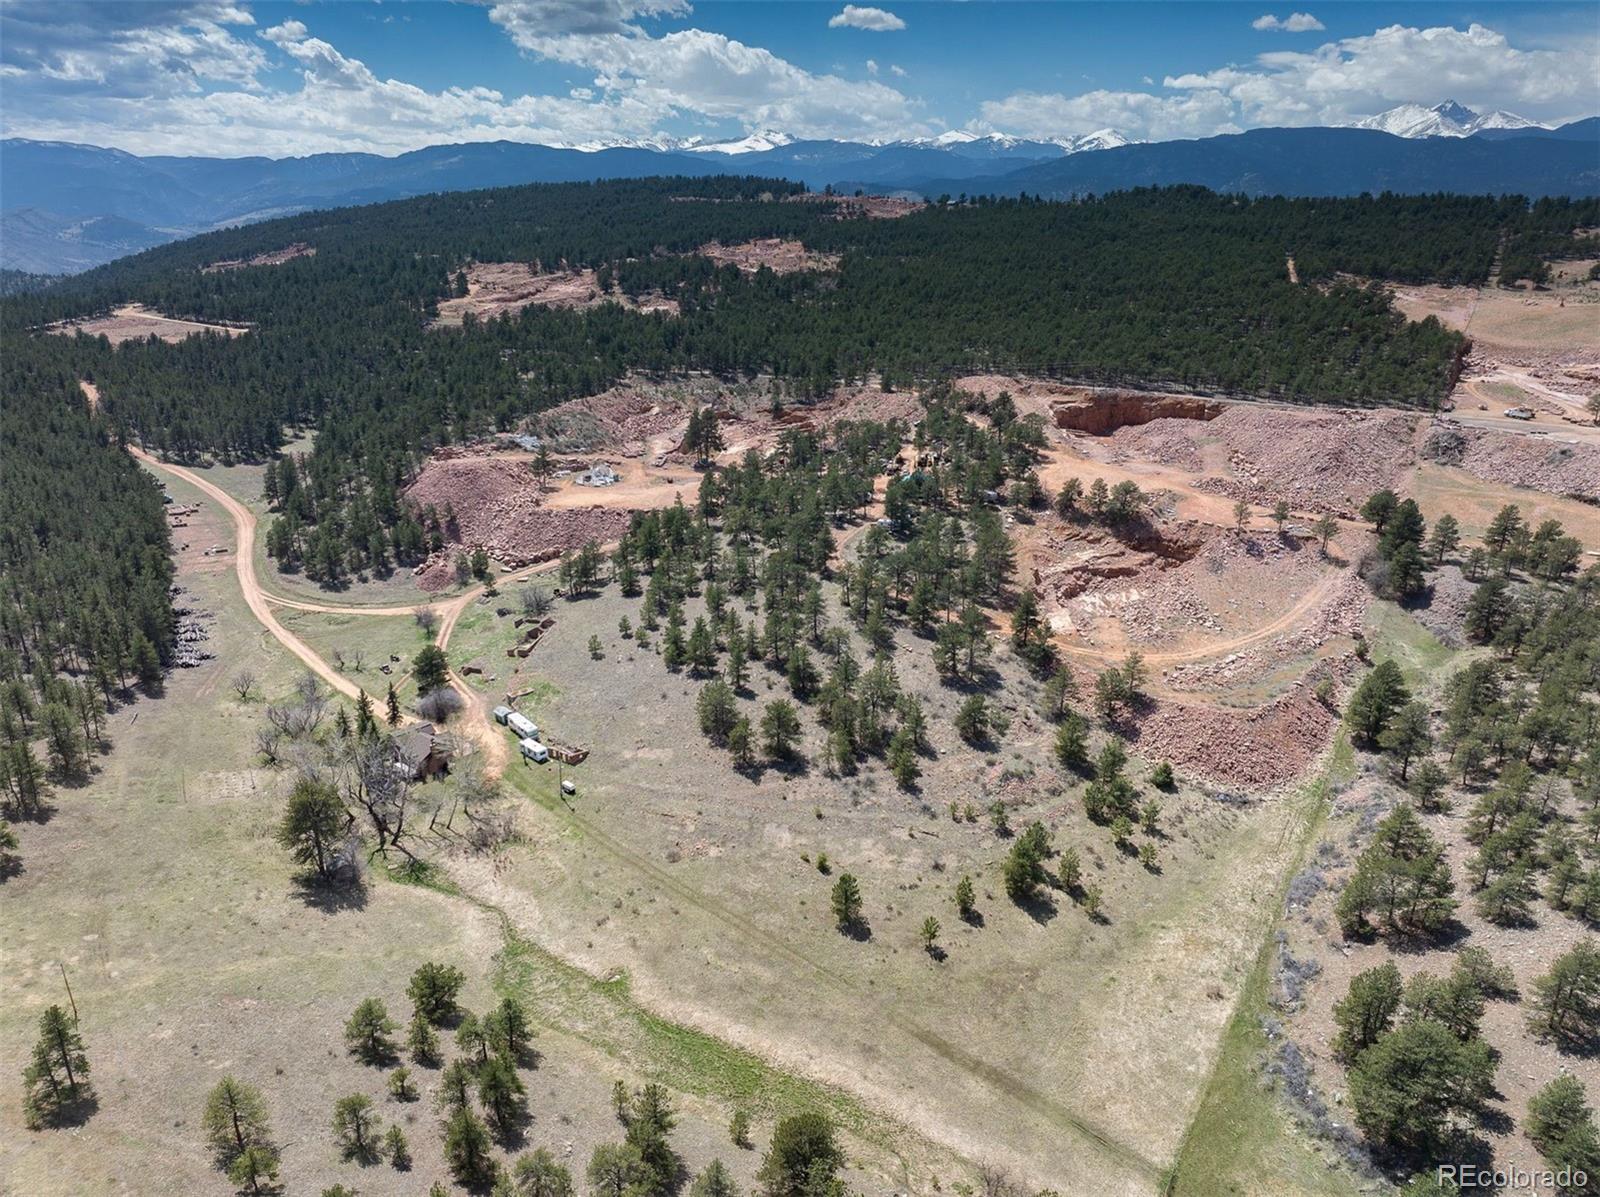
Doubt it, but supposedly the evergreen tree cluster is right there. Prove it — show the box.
[0,334,175,854]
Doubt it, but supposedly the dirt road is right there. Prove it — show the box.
[134,445,574,775]
[131,447,364,703]
[1050,561,1351,671]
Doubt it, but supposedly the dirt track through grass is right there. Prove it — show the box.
[495,758,1164,1186]
[134,445,1165,1191]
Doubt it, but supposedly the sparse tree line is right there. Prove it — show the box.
[1317,495,1600,1179]
[579,387,1176,948]
[20,958,859,1197]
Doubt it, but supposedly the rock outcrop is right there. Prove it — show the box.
[1049,390,1224,434]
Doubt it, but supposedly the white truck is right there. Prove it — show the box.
[507,712,539,739]
[519,738,550,764]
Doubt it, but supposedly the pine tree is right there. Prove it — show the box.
[485,994,534,1061]
[955,874,977,921]
[407,1010,440,1064]
[1332,962,1403,1061]
[276,777,346,881]
[830,873,863,931]
[22,1005,92,1128]
[444,1107,498,1190]
[385,1123,411,1170]
[344,997,397,1065]
[332,1093,379,1162]
[202,1076,273,1169]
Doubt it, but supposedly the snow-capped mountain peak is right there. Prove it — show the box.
[1351,100,1546,139]
[1054,128,1132,153]
[1430,99,1477,126]
[683,130,795,155]
[1468,109,1543,132]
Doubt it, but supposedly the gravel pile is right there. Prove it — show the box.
[1187,407,1418,517]
[1424,420,1600,500]
[404,455,633,591]
[538,386,689,453]
[1124,662,1351,788]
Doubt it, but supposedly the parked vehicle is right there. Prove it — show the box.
[507,712,538,738]
[492,705,513,725]
[519,738,550,764]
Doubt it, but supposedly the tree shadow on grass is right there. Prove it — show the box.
[28,1089,98,1131]
[1384,917,1471,956]
[1015,891,1058,926]
[838,918,873,943]
[291,875,369,914]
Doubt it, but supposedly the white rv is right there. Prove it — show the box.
[519,738,550,764]
[507,712,538,739]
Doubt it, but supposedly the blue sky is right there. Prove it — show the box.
[2,1,1595,156]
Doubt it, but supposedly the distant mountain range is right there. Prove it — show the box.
[1351,99,1542,139]
[2,101,1595,275]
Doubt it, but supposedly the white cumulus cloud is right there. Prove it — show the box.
[827,6,906,32]
[1252,13,1325,33]
[1168,22,1598,125]
[976,88,1238,142]
[976,20,1597,143]
[488,0,924,140]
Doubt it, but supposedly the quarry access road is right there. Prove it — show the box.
[1049,561,1351,672]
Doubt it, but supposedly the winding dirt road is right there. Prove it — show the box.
[131,446,363,703]
[131,447,577,773]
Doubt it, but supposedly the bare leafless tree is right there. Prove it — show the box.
[417,687,463,724]
[331,647,346,672]
[231,669,257,702]
[265,703,299,737]
[342,737,417,862]
[519,585,553,617]
[349,648,365,672]
[977,1164,1021,1197]
[414,607,439,639]
[254,726,282,764]
[453,756,499,813]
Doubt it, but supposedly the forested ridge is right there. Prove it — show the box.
[1,177,1594,604]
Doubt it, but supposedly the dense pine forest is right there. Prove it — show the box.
[0,334,175,828]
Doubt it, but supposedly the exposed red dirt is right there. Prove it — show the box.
[403,455,633,589]
[1119,661,1352,788]
[1422,420,1600,501]
[696,238,840,274]
[1180,407,1419,518]
[432,261,677,327]
[201,243,316,273]
[1048,390,1224,435]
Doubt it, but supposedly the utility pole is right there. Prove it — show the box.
[59,962,79,1025]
